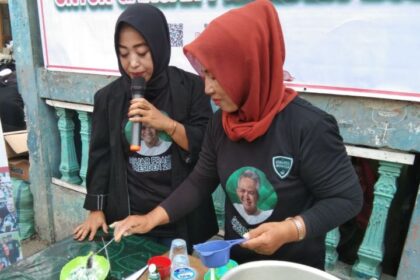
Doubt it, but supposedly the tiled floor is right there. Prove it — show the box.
[21,235,49,258]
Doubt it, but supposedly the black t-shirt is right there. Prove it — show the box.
[127,88,177,237]
[162,97,362,268]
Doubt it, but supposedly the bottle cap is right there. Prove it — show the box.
[148,264,160,280]
[149,264,157,273]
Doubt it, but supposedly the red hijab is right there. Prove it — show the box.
[184,0,297,142]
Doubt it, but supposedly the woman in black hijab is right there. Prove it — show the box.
[74,3,218,248]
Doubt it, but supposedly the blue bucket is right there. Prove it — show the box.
[193,239,245,268]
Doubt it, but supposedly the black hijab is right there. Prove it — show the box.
[115,4,171,100]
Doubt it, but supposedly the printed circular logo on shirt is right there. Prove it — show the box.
[226,167,277,225]
[124,119,172,156]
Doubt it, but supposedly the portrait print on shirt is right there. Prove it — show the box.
[125,118,173,173]
[226,167,277,225]
[125,114,172,156]
[138,124,172,156]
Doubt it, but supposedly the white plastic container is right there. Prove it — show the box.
[221,261,340,280]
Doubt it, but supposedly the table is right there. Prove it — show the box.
[0,233,168,279]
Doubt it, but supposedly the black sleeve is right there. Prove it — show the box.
[178,73,212,165]
[83,89,110,211]
[161,115,220,222]
[299,114,363,238]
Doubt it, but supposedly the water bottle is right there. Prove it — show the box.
[169,239,190,279]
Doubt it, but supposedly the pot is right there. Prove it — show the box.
[221,260,340,280]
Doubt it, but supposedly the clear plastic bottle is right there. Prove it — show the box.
[169,239,190,268]
[169,239,190,279]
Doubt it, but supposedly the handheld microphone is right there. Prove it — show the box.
[130,77,146,152]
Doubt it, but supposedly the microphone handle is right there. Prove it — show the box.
[130,93,143,152]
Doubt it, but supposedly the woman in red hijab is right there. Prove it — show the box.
[113,0,362,269]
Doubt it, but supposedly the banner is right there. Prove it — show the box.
[37,0,420,102]
[0,122,23,271]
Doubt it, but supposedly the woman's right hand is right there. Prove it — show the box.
[128,98,173,132]
[110,215,152,242]
[111,206,170,242]
[73,210,108,241]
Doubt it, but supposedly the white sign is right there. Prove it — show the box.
[37,0,420,102]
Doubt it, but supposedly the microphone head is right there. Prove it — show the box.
[131,77,146,92]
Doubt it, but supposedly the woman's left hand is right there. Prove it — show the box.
[128,98,172,132]
[241,221,297,255]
